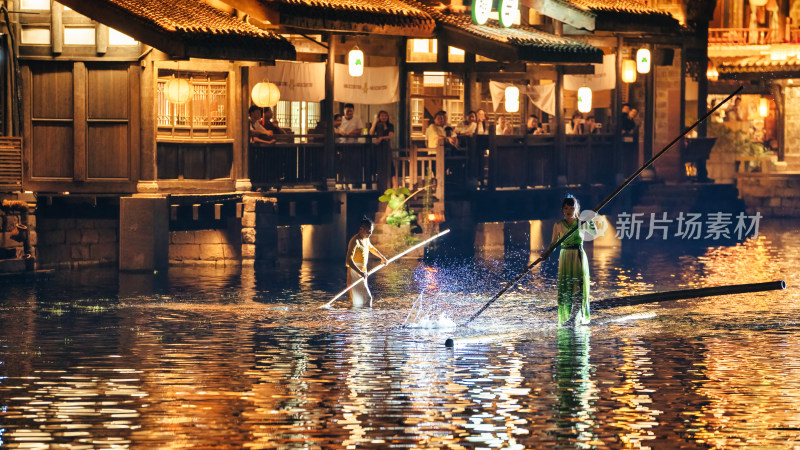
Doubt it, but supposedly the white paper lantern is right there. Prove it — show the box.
[577,86,592,113]
[759,97,769,118]
[165,78,192,104]
[636,48,651,74]
[471,0,491,25]
[349,47,364,77]
[251,82,281,108]
[505,86,519,113]
[622,59,637,83]
[499,0,518,28]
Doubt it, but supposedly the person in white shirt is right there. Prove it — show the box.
[495,115,514,135]
[426,110,457,149]
[338,103,364,141]
[248,105,275,144]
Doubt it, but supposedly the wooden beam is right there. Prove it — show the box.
[525,0,595,31]
[96,23,108,55]
[51,1,63,55]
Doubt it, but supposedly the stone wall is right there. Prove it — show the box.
[37,218,118,269]
[653,47,684,182]
[737,173,800,217]
[169,223,241,266]
[0,208,35,273]
[782,85,800,169]
[241,195,278,264]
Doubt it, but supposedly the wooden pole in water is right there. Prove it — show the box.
[592,280,786,310]
[463,85,744,326]
[445,280,787,347]
[321,229,450,309]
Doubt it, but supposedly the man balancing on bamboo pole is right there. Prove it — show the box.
[346,217,388,308]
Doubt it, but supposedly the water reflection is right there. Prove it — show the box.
[1,220,799,447]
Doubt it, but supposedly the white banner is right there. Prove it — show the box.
[334,64,399,105]
[489,81,555,116]
[250,61,326,102]
[564,54,616,91]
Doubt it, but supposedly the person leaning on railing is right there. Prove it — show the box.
[370,110,394,145]
[426,110,458,150]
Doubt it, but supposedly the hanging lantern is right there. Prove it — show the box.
[348,46,364,77]
[505,86,520,113]
[622,59,637,83]
[636,48,651,74]
[577,86,592,113]
[706,62,719,82]
[499,0,518,28]
[471,0,492,25]
[164,78,192,104]
[251,82,281,108]
[759,97,769,118]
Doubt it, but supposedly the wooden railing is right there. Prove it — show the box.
[708,27,800,45]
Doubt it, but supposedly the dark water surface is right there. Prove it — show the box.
[1,220,799,448]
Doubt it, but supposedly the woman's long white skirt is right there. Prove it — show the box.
[347,268,373,308]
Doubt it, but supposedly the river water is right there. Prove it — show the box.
[1,219,799,448]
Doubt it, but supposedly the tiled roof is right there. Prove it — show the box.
[558,0,680,29]
[264,0,436,35]
[716,54,800,75]
[58,0,296,60]
[431,9,603,62]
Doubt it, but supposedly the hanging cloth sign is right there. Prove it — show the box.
[564,54,616,91]
[489,81,555,116]
[250,61,326,102]
[334,64,399,105]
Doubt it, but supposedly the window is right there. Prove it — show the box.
[409,72,464,138]
[275,101,320,137]
[157,71,228,139]
[64,27,96,45]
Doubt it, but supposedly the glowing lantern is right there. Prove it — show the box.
[622,59,637,83]
[505,86,520,113]
[164,78,192,104]
[577,86,592,113]
[759,97,769,118]
[636,48,651,74]
[499,0,518,28]
[706,62,719,81]
[251,82,280,108]
[349,46,364,77]
[472,0,491,25]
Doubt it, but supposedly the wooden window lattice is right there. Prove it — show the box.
[157,72,228,139]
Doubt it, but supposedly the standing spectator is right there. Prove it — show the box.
[566,111,584,135]
[456,110,478,136]
[262,107,285,136]
[476,109,489,135]
[339,103,364,138]
[426,110,457,149]
[584,115,598,134]
[370,110,395,145]
[495,115,513,135]
[370,111,394,189]
[621,106,637,135]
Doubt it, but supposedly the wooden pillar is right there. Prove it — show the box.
[324,33,336,188]
[399,39,409,150]
[679,44,687,177]
[697,22,710,138]
[51,1,63,55]
[644,45,655,163]
[555,66,565,185]
[137,54,157,192]
[236,65,250,191]
[96,24,108,55]
[73,62,86,182]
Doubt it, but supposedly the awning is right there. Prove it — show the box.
[56,0,296,61]
[524,0,679,32]
[715,53,800,80]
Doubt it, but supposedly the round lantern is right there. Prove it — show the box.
[759,97,769,118]
[622,59,637,83]
[471,0,491,25]
[349,47,364,77]
[251,82,281,108]
[165,78,192,104]
[499,0,518,28]
[577,86,592,113]
[636,48,651,74]
[505,86,520,113]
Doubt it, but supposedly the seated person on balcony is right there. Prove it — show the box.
[370,110,395,146]
[262,107,285,136]
[566,111,584,135]
[526,115,543,135]
[584,115,598,134]
[248,105,276,144]
[495,115,514,135]
[339,103,364,141]
[455,111,478,137]
[426,110,458,150]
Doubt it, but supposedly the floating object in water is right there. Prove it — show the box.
[599,312,657,324]
[322,229,451,309]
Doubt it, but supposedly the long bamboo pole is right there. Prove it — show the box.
[592,280,786,310]
[321,229,450,309]
[462,85,744,326]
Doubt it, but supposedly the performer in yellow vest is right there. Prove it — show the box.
[346,218,388,308]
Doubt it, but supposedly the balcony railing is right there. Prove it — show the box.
[709,27,800,45]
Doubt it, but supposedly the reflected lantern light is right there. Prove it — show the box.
[165,78,192,104]
[636,48,651,74]
[505,86,520,113]
[622,59,637,83]
[349,46,364,77]
[577,86,592,113]
[707,62,719,82]
[251,82,281,108]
